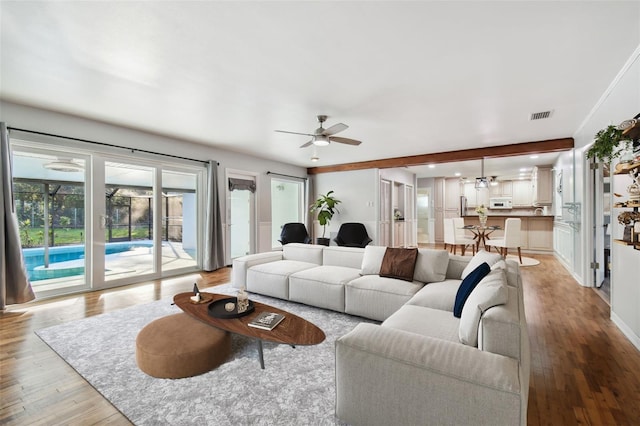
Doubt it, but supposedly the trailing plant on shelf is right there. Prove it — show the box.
[586,124,631,163]
[310,190,341,241]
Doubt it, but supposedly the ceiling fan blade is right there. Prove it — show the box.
[322,123,348,136]
[329,136,362,146]
[299,139,314,148]
[275,130,315,137]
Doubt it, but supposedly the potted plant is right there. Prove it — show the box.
[586,124,632,163]
[310,190,341,245]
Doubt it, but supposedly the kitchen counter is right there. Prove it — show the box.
[460,215,554,252]
[462,214,555,218]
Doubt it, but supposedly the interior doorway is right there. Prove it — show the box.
[226,171,257,264]
[591,159,610,303]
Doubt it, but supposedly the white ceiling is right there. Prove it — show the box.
[1,1,639,176]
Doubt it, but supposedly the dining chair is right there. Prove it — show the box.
[443,218,476,256]
[485,218,522,263]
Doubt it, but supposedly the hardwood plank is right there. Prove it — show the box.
[2,256,640,424]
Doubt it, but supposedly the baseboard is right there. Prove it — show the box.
[611,311,640,352]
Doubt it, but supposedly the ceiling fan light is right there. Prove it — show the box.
[313,135,330,146]
[311,155,319,162]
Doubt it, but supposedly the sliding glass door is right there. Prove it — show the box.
[12,147,90,297]
[11,140,204,297]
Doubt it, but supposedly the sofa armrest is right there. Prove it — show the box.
[231,252,283,289]
[335,323,525,426]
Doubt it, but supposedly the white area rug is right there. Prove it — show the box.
[36,285,374,425]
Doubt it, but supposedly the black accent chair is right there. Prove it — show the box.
[334,223,372,248]
[278,223,311,245]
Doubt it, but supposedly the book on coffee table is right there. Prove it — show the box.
[248,312,285,331]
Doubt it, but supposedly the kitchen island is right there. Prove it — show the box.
[461,214,554,252]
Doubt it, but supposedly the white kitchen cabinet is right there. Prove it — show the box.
[490,181,513,197]
[464,183,489,208]
[444,178,461,211]
[532,166,553,206]
[512,179,533,207]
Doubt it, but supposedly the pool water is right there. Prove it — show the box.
[22,241,153,281]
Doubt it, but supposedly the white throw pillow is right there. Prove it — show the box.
[461,250,503,279]
[413,248,449,283]
[458,268,508,346]
[360,245,388,275]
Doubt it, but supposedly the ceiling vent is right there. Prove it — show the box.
[530,110,553,121]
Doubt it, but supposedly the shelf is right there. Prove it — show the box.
[613,160,640,175]
[622,120,640,140]
[614,238,636,246]
[613,200,640,208]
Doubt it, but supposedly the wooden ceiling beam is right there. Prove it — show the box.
[307,137,574,175]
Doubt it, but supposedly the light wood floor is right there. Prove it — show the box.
[2,254,640,425]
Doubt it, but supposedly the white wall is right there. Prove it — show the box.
[1,101,307,256]
[311,169,378,243]
[572,44,640,349]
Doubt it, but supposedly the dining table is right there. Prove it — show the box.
[462,225,502,251]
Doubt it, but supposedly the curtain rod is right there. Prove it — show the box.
[266,171,307,180]
[7,126,218,165]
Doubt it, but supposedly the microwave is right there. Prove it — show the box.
[489,197,513,209]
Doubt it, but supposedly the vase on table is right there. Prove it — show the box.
[479,214,487,227]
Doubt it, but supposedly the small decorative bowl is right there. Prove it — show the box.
[224,302,236,312]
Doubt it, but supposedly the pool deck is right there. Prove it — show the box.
[30,241,197,291]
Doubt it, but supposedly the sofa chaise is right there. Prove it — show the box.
[232,243,530,425]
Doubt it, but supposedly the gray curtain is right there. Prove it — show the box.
[203,160,225,271]
[1,122,35,310]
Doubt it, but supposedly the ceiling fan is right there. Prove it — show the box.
[275,115,362,148]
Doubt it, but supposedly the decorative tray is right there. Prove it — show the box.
[208,297,255,319]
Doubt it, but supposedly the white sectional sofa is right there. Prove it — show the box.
[232,243,530,426]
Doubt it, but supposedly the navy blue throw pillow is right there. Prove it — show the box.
[453,262,491,318]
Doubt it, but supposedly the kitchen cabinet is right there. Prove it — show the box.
[490,181,513,197]
[444,178,461,211]
[512,179,533,207]
[464,182,489,208]
[532,166,553,206]
[435,177,462,243]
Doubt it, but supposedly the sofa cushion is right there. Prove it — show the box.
[459,268,508,347]
[323,246,365,269]
[406,279,461,312]
[246,260,317,299]
[379,247,418,282]
[454,262,491,318]
[382,305,460,343]
[282,243,324,264]
[413,248,449,283]
[345,275,424,321]
[361,246,449,284]
[461,250,503,279]
[289,265,361,312]
[360,245,387,275]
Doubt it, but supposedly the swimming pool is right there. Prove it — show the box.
[22,241,154,280]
